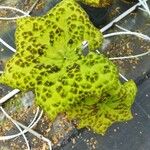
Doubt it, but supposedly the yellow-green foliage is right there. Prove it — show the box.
[0,0,137,135]
[0,0,103,90]
[67,79,136,134]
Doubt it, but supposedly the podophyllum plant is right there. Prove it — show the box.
[0,0,137,135]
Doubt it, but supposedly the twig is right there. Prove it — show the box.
[138,7,149,13]
[0,106,30,150]
[15,120,52,150]
[0,94,52,149]
[0,38,16,52]
[0,89,20,104]
[103,31,150,41]
[27,0,41,15]
[109,51,150,60]
[100,0,148,32]
[115,24,131,32]
[0,0,40,20]
[0,106,52,149]
[0,6,29,16]
[0,15,29,20]
[138,0,150,15]
[119,73,128,82]
[0,107,41,140]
